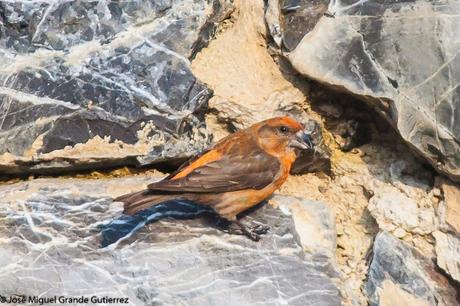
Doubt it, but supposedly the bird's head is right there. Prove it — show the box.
[256,116,314,157]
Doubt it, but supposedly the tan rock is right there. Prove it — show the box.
[368,187,437,235]
[439,182,460,235]
[393,227,407,238]
[377,280,430,306]
[433,231,460,283]
[191,0,307,127]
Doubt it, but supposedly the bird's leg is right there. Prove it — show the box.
[214,217,244,235]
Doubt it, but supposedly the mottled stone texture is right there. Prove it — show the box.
[433,231,460,283]
[366,231,458,306]
[0,0,233,174]
[0,177,341,305]
[266,0,460,182]
[435,182,460,284]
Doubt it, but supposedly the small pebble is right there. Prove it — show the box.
[342,266,352,274]
[393,227,407,238]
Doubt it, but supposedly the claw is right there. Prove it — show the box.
[235,220,269,241]
[221,227,243,235]
[251,224,270,235]
[216,216,270,241]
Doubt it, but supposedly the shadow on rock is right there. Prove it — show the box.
[99,200,214,248]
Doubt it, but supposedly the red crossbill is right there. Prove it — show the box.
[115,116,313,240]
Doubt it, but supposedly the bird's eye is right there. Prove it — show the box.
[279,126,289,134]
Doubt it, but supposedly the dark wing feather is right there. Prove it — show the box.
[147,150,280,194]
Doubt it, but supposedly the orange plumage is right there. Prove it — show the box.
[114,116,313,240]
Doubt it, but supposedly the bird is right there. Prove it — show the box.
[114,116,314,241]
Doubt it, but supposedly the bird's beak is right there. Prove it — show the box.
[289,131,314,150]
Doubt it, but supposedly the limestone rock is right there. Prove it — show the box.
[270,195,336,259]
[376,280,431,306]
[433,231,460,283]
[368,188,437,235]
[366,231,458,306]
[0,0,234,174]
[0,176,341,305]
[266,0,460,182]
[439,181,460,235]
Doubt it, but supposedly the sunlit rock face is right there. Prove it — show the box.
[0,0,233,174]
[266,0,460,182]
[0,177,341,305]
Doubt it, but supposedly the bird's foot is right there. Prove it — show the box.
[250,223,270,235]
[241,217,270,235]
[235,220,270,241]
[214,217,270,241]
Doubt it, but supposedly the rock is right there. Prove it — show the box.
[366,231,458,306]
[266,0,460,183]
[0,0,234,175]
[435,181,460,282]
[439,181,460,235]
[389,160,407,180]
[192,0,304,130]
[0,176,341,305]
[433,231,460,283]
[270,195,336,260]
[376,280,431,306]
[392,227,407,239]
[368,188,437,235]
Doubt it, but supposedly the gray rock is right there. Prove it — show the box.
[0,0,233,174]
[266,0,460,182]
[270,195,337,260]
[0,176,341,305]
[366,231,458,306]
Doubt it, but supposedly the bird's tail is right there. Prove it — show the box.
[114,190,176,215]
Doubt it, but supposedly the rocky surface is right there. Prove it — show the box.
[367,186,437,236]
[433,231,460,284]
[194,1,460,303]
[271,195,337,260]
[435,181,460,284]
[366,231,458,306]
[1,0,460,305]
[266,0,460,183]
[0,0,234,174]
[0,176,341,305]
[439,180,460,235]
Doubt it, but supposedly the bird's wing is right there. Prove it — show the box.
[162,151,209,180]
[147,149,280,193]
[162,131,239,181]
